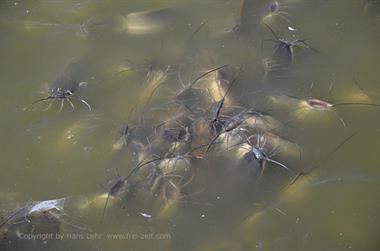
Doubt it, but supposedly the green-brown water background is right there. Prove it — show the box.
[0,0,380,250]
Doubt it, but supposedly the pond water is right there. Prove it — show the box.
[0,0,380,250]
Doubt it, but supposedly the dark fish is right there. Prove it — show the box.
[23,59,92,112]
[0,198,66,246]
[364,0,380,15]
[234,0,267,36]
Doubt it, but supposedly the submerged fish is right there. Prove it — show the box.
[364,0,380,15]
[1,198,65,226]
[0,198,67,245]
[116,7,178,35]
[24,59,92,112]
[234,0,266,35]
[234,0,290,36]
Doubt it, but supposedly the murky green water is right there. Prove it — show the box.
[1,0,380,250]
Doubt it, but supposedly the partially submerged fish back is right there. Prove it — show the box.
[49,59,91,94]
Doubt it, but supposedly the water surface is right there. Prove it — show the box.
[0,0,380,251]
